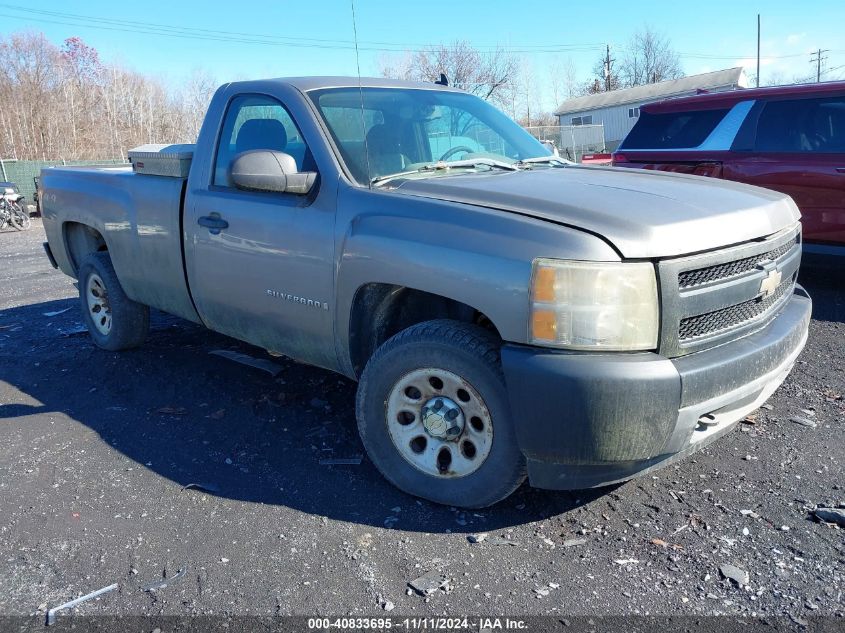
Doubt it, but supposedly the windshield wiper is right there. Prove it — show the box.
[371,158,518,187]
[515,155,571,168]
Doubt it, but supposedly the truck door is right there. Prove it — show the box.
[724,95,845,245]
[184,93,337,370]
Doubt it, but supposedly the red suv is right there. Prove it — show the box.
[613,81,845,256]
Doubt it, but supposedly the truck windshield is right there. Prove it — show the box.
[309,87,551,185]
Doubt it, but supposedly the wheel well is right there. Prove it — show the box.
[348,283,501,377]
[64,222,107,275]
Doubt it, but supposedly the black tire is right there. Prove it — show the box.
[9,202,30,230]
[356,319,526,508]
[78,252,149,351]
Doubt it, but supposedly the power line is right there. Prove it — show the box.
[0,3,841,62]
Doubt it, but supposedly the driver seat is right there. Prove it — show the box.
[365,124,409,179]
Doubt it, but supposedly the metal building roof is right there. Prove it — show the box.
[553,67,746,116]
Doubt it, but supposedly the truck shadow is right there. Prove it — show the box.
[0,298,611,534]
[799,265,845,324]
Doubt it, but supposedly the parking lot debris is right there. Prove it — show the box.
[719,564,749,586]
[562,538,587,547]
[43,308,71,317]
[180,483,220,494]
[59,325,88,337]
[760,403,774,410]
[140,567,187,592]
[484,535,519,546]
[408,569,450,596]
[209,349,283,376]
[318,456,363,466]
[46,582,119,625]
[467,533,487,544]
[790,416,817,428]
[740,509,760,519]
[812,507,845,527]
[650,538,682,550]
[614,558,639,565]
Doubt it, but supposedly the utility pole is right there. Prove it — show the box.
[756,14,761,87]
[604,44,615,91]
[810,49,829,82]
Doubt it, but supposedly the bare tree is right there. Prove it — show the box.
[378,40,519,108]
[618,26,683,87]
[0,30,215,161]
[547,55,579,108]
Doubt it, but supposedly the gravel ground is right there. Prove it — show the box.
[0,220,842,623]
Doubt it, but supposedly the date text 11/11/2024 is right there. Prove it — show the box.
[306,617,528,630]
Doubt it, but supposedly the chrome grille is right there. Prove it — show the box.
[657,224,801,358]
[678,276,793,341]
[678,236,799,289]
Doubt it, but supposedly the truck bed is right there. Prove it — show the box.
[40,165,200,324]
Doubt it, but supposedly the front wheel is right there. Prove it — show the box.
[10,203,31,230]
[78,252,149,351]
[355,319,526,508]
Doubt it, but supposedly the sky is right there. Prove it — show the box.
[4,0,845,111]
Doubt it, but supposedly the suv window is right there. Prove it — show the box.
[620,108,729,149]
[213,94,312,187]
[755,96,845,153]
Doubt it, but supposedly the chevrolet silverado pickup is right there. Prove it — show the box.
[40,77,811,508]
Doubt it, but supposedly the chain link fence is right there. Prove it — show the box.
[0,159,128,212]
[523,124,606,162]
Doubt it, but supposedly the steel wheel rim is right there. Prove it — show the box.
[386,367,493,478]
[86,273,112,336]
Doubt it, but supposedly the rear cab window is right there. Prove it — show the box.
[620,108,729,150]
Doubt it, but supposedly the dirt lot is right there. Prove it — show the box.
[0,220,843,623]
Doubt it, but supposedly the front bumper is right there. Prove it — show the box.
[501,286,811,490]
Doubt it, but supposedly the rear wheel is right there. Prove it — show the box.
[10,203,30,230]
[356,319,526,508]
[78,252,149,350]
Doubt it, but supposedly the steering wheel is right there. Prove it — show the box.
[438,146,475,161]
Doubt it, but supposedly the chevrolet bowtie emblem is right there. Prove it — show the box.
[759,268,782,299]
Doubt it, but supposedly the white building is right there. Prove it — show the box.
[553,67,748,151]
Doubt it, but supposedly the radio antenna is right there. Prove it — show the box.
[350,0,372,188]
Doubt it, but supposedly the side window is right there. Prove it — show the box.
[213,94,312,187]
[620,108,729,150]
[755,96,845,153]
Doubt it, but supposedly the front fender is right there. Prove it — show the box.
[333,186,620,376]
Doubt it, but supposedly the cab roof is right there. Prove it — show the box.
[232,76,465,93]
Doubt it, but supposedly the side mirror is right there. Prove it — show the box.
[229,150,317,195]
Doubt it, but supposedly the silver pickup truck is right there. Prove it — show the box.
[41,77,811,508]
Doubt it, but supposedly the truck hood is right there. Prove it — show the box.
[393,166,800,258]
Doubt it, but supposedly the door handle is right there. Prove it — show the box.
[197,214,229,235]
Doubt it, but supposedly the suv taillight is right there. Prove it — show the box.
[611,153,628,165]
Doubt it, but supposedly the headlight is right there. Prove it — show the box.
[529,258,659,350]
